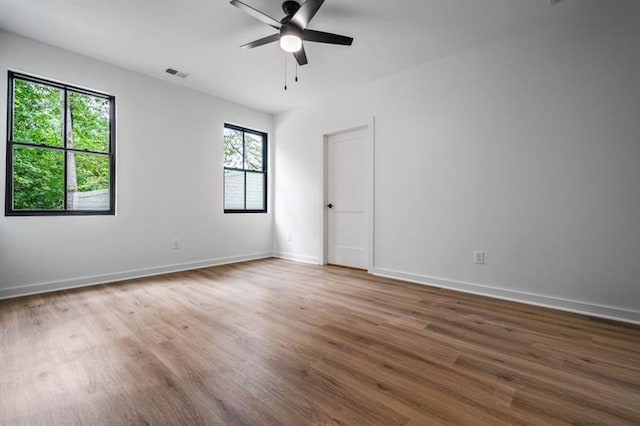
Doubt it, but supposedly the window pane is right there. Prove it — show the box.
[70,92,110,153]
[244,132,263,171]
[246,172,265,211]
[224,170,244,210]
[224,128,243,168]
[12,79,63,147]
[13,146,64,210]
[67,152,111,211]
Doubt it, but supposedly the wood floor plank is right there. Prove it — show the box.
[1,258,639,425]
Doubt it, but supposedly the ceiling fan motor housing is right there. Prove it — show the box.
[280,1,303,53]
[282,1,301,17]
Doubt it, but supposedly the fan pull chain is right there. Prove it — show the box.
[284,56,288,91]
[295,62,299,83]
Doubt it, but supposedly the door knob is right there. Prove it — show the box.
[327,203,334,209]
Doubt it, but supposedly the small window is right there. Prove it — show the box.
[5,71,115,215]
[224,124,267,213]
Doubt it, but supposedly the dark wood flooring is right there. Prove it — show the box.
[1,258,639,425]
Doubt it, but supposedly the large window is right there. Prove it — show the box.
[5,71,115,216]
[224,123,267,213]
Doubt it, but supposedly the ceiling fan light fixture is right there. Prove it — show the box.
[280,34,302,53]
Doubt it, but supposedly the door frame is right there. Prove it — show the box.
[319,117,375,271]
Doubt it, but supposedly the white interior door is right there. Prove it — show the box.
[327,129,367,269]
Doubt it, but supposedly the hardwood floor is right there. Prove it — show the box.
[1,258,639,425]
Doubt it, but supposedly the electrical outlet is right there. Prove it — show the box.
[172,239,180,250]
[288,233,293,242]
[474,250,485,265]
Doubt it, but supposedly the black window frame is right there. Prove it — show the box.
[223,123,267,214]
[5,70,116,216]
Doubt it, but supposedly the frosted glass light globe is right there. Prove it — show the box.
[280,34,302,53]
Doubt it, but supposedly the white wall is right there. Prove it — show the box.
[273,1,640,322]
[0,30,273,297]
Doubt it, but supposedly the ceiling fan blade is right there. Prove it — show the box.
[230,0,282,29]
[294,45,308,66]
[291,0,325,29]
[241,34,280,49]
[302,29,353,46]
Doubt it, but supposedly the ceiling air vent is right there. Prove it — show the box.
[165,68,189,79]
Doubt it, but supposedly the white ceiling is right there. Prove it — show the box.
[0,0,578,114]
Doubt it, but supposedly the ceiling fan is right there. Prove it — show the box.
[230,0,354,66]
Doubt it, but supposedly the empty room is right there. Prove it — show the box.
[1,0,639,424]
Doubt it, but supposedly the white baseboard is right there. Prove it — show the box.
[273,252,321,265]
[4,254,637,325]
[371,267,640,325]
[0,252,273,300]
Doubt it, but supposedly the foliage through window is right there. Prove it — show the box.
[224,124,267,213]
[6,71,115,215]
